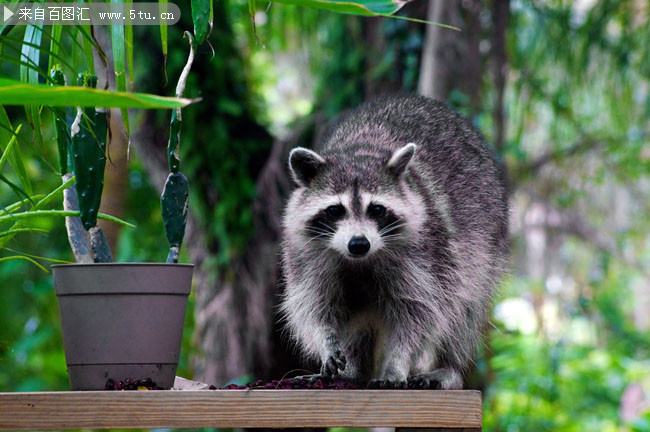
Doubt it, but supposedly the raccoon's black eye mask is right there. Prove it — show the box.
[367,204,386,218]
[325,205,346,220]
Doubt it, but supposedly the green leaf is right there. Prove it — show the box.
[0,78,194,108]
[160,0,168,75]
[0,256,49,273]
[111,0,130,134]
[0,52,51,83]
[0,195,46,216]
[35,175,75,210]
[0,109,32,195]
[48,25,62,74]
[0,172,31,203]
[125,0,134,89]
[78,0,95,75]
[191,0,213,45]
[0,123,20,172]
[272,0,406,16]
[271,0,459,26]
[20,24,45,153]
[0,33,75,76]
[20,25,42,84]
[2,247,73,264]
[0,210,135,228]
[0,227,48,238]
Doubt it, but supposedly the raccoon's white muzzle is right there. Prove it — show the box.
[331,220,383,259]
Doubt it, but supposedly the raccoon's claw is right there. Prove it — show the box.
[407,369,463,390]
[407,375,439,389]
[321,350,346,377]
[368,379,408,389]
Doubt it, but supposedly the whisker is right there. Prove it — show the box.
[303,233,332,247]
[378,219,405,235]
[316,220,336,233]
[303,227,333,236]
[380,223,407,237]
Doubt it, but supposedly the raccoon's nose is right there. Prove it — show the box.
[348,236,370,257]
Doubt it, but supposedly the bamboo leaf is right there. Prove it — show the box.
[0,34,75,75]
[0,210,136,228]
[78,0,95,75]
[273,0,400,16]
[2,247,73,264]
[160,0,168,78]
[0,109,32,195]
[20,24,45,152]
[0,227,48,238]
[35,175,75,210]
[0,172,31,203]
[0,255,49,273]
[0,53,52,83]
[19,25,42,84]
[125,0,134,89]
[0,123,20,172]
[0,195,46,216]
[0,79,194,108]
[48,25,62,74]
[271,0,459,27]
[111,0,130,135]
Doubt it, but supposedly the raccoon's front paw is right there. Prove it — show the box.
[408,368,463,390]
[368,379,408,389]
[321,350,346,377]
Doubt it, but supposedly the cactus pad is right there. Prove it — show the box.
[161,172,189,263]
[71,74,107,231]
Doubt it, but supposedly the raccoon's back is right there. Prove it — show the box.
[322,95,509,255]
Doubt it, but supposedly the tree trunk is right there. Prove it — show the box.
[92,25,128,254]
[417,0,447,100]
[491,0,510,155]
[97,109,128,253]
[417,0,483,107]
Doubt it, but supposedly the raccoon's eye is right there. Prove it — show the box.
[367,204,386,218]
[325,205,345,219]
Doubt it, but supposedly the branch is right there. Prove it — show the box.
[525,197,650,278]
[511,135,602,185]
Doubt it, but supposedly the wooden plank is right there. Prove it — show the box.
[0,390,482,430]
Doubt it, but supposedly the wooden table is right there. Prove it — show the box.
[0,390,482,431]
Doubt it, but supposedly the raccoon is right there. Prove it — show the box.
[280,95,509,389]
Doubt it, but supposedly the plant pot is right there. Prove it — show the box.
[52,263,193,390]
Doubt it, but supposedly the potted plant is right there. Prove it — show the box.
[50,33,199,389]
[0,24,198,390]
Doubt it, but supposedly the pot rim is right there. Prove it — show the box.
[51,262,194,268]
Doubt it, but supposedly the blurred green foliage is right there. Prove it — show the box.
[1,0,649,431]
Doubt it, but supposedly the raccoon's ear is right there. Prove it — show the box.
[288,147,327,187]
[387,143,416,177]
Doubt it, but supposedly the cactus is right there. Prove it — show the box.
[50,67,93,263]
[50,67,69,176]
[161,33,194,263]
[161,172,189,263]
[69,73,113,263]
[70,73,107,231]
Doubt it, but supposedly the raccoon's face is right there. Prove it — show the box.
[284,143,426,261]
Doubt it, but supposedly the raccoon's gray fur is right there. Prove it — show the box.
[280,95,509,389]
